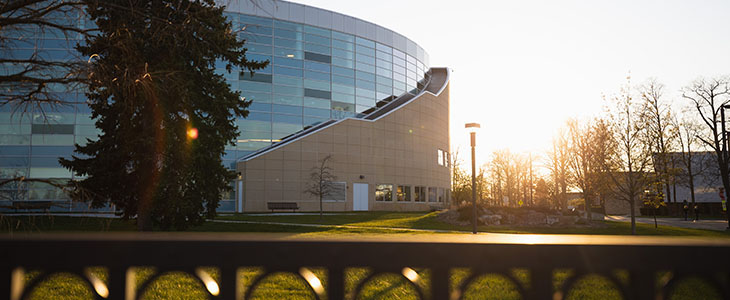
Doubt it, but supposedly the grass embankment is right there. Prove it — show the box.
[215,211,730,236]
[4,211,729,236]
[3,211,728,299]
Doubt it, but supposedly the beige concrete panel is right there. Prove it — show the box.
[333,143,347,154]
[264,169,282,181]
[346,144,361,156]
[317,142,333,153]
[301,140,318,152]
[332,162,347,173]
[282,190,303,202]
[282,169,301,182]
[318,127,334,138]
[246,169,266,181]
[301,151,317,162]
[246,159,266,170]
[283,150,301,161]
[266,149,284,160]
[265,158,285,170]
[360,145,372,156]
[346,124,360,137]
[246,188,264,201]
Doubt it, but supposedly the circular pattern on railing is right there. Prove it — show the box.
[18,269,102,300]
[556,272,628,300]
[454,271,526,300]
[134,268,215,300]
[243,269,323,300]
[351,269,425,300]
[661,272,727,300]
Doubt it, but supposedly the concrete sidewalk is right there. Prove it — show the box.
[606,215,729,231]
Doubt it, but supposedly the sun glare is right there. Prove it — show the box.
[187,128,198,139]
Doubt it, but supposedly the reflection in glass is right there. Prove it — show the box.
[375,184,393,202]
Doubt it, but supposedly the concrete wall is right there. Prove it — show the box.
[237,76,451,212]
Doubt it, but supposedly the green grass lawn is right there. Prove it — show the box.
[3,211,728,299]
[4,211,730,236]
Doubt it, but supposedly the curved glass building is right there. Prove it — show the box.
[0,0,449,213]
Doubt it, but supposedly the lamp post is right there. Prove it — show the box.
[722,105,730,230]
[465,123,481,234]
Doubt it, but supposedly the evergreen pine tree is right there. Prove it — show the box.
[60,0,267,230]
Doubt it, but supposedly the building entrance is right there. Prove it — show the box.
[353,183,368,211]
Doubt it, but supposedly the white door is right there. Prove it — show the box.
[353,183,368,211]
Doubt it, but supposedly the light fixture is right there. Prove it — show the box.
[465,122,481,234]
[465,122,481,132]
[286,54,295,58]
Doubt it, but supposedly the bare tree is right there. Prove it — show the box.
[567,119,596,220]
[682,77,730,209]
[590,118,617,214]
[0,0,93,113]
[605,77,652,235]
[638,79,677,203]
[547,128,570,210]
[673,114,712,204]
[450,148,473,207]
[304,155,337,220]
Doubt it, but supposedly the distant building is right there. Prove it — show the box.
[666,151,721,203]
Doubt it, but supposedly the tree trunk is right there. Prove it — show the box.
[584,193,591,221]
[630,196,636,235]
[319,183,323,221]
[137,194,153,231]
[689,173,696,204]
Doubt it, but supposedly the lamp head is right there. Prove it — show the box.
[465,123,481,133]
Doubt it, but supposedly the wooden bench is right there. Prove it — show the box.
[267,202,299,212]
[12,201,53,212]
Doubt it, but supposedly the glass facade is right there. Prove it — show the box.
[0,7,431,212]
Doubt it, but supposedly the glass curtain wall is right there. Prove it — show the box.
[0,10,430,212]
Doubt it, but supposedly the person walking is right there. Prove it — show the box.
[694,204,700,222]
[682,200,689,221]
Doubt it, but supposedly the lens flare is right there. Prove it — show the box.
[195,269,220,296]
[401,267,420,283]
[85,270,109,298]
[187,128,198,139]
[299,268,325,296]
[11,268,24,300]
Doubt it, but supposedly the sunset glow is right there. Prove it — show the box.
[288,0,730,165]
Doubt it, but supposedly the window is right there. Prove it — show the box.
[397,185,411,202]
[414,186,426,202]
[375,184,393,202]
[324,182,346,201]
[438,188,445,203]
[437,149,444,166]
[428,187,437,202]
[304,88,331,99]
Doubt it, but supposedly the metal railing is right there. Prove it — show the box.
[2,233,730,299]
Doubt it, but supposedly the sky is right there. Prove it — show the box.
[287,0,730,166]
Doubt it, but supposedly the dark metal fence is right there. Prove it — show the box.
[2,234,730,299]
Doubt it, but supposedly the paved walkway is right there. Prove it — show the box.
[211,219,464,234]
[605,215,729,231]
